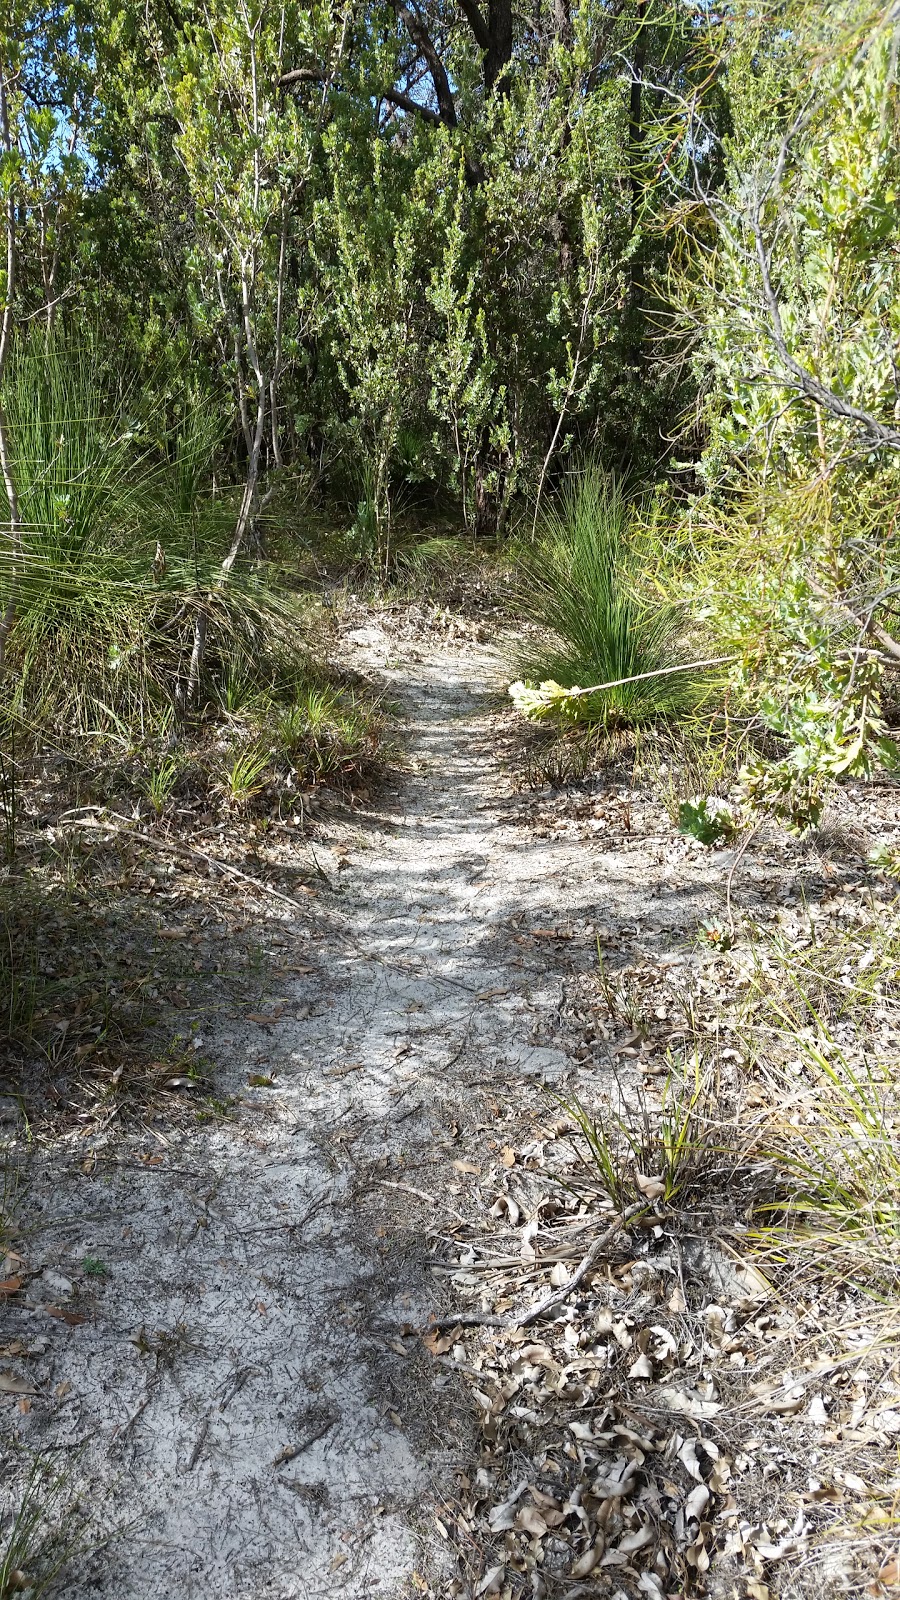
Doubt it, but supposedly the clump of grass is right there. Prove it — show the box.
[142,756,182,817]
[0,337,309,744]
[0,1450,98,1600]
[554,1057,716,1212]
[214,746,271,810]
[514,465,711,728]
[732,918,900,1293]
[748,1033,900,1289]
[277,684,381,785]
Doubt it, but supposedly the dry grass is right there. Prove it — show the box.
[414,877,900,1599]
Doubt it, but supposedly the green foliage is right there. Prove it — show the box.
[0,337,307,739]
[678,796,740,847]
[556,1058,712,1212]
[511,467,701,729]
[142,756,182,817]
[676,1,900,823]
[277,685,380,784]
[214,747,271,810]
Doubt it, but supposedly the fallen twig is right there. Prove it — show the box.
[240,1186,333,1236]
[725,824,761,932]
[424,1203,644,1332]
[60,807,314,916]
[187,1415,209,1472]
[373,1179,474,1228]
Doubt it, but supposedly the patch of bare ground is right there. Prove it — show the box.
[1,603,898,1600]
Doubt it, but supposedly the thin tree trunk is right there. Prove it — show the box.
[0,70,21,677]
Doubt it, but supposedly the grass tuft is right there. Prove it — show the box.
[515,465,711,729]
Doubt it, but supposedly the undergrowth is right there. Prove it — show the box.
[513,466,717,728]
[574,893,900,1307]
[0,1451,100,1600]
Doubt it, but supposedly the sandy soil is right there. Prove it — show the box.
[1,618,869,1599]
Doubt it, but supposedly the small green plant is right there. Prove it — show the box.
[869,841,900,879]
[554,1060,711,1211]
[82,1256,110,1277]
[142,756,181,816]
[679,795,741,846]
[276,685,377,784]
[214,746,270,808]
[217,658,270,716]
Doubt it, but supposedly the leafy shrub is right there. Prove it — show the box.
[678,795,740,846]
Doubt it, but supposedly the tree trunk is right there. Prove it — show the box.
[0,71,21,677]
[484,0,513,93]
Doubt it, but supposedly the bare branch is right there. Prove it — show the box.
[391,0,458,127]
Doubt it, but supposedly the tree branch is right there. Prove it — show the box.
[456,0,490,52]
[277,65,325,87]
[750,208,900,451]
[381,86,441,124]
[278,66,440,124]
[391,0,458,127]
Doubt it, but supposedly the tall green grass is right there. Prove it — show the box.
[0,338,306,738]
[516,466,704,728]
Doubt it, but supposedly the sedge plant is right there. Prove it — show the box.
[511,465,713,728]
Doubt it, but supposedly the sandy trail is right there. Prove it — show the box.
[1,623,671,1598]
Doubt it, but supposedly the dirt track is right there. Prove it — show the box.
[1,620,734,1598]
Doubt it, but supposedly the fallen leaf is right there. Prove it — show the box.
[500,1147,516,1168]
[658,1387,722,1419]
[570,1541,604,1578]
[489,1194,520,1226]
[0,1371,36,1395]
[628,1352,653,1380]
[452,1160,479,1176]
[684,1484,710,1521]
[0,1277,23,1296]
[488,1482,527,1532]
[618,1525,654,1554]
[807,1393,829,1426]
[423,1329,454,1355]
[592,1463,637,1499]
[475,1565,505,1596]
[678,1439,706,1482]
[515,1506,548,1537]
[634,1172,665,1200]
[43,1305,87,1326]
